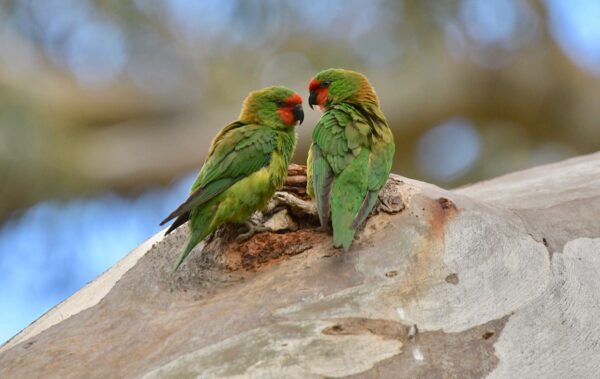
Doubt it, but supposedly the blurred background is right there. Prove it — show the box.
[0,0,599,344]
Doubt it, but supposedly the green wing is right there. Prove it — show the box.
[310,103,394,248]
[161,122,276,231]
[310,104,368,231]
[352,103,395,229]
[309,143,335,228]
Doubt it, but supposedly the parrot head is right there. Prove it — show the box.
[240,86,304,129]
[308,68,379,110]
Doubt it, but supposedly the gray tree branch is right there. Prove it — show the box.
[1,153,600,378]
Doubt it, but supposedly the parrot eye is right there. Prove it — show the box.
[322,80,332,87]
[275,100,285,107]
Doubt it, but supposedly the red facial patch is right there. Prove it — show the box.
[308,79,321,92]
[315,88,328,109]
[308,79,328,109]
[277,108,295,126]
[277,93,302,126]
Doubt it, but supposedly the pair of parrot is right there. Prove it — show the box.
[161,69,395,271]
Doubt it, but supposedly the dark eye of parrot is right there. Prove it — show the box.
[322,80,332,87]
[275,100,285,107]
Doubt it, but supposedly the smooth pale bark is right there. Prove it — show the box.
[1,153,600,379]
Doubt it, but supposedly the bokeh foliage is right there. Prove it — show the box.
[0,0,598,218]
[0,0,599,344]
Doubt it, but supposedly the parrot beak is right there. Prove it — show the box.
[294,104,304,125]
[308,90,317,110]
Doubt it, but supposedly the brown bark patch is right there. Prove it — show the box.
[393,195,460,302]
[437,197,457,211]
[385,270,399,278]
[445,273,460,285]
[322,318,408,341]
[344,316,510,379]
[377,177,407,214]
[223,229,326,271]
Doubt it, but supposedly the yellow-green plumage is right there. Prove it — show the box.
[161,86,302,270]
[307,69,394,250]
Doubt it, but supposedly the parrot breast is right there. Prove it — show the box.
[211,130,295,224]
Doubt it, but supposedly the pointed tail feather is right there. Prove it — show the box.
[333,225,356,252]
[172,206,216,271]
[160,202,189,226]
[332,190,379,251]
[164,211,190,236]
[330,149,371,251]
[172,227,213,272]
[352,190,379,229]
[172,231,200,272]
[331,194,361,251]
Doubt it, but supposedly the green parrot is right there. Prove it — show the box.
[307,69,394,250]
[161,86,304,271]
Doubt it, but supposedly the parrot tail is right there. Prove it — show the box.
[330,149,371,252]
[172,231,201,272]
[352,190,379,230]
[332,190,379,251]
[164,211,190,236]
[172,208,215,272]
[333,225,356,252]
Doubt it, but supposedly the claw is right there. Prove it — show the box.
[205,230,217,243]
[236,221,268,242]
[235,191,319,243]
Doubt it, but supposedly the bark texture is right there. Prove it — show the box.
[1,153,600,379]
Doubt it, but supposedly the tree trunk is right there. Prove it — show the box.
[1,153,600,378]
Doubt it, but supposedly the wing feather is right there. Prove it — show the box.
[310,103,394,241]
[161,122,275,228]
[310,144,334,228]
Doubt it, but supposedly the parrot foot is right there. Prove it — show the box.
[236,220,269,243]
[236,204,302,243]
[235,191,320,244]
[205,230,217,243]
[316,224,332,233]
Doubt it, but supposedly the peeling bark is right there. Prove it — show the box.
[1,153,600,379]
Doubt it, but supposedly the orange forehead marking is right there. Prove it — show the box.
[308,79,321,91]
[285,93,302,105]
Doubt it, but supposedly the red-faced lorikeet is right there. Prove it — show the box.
[307,69,394,250]
[161,86,304,270]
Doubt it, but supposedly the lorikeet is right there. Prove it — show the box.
[307,69,394,250]
[161,86,304,271]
